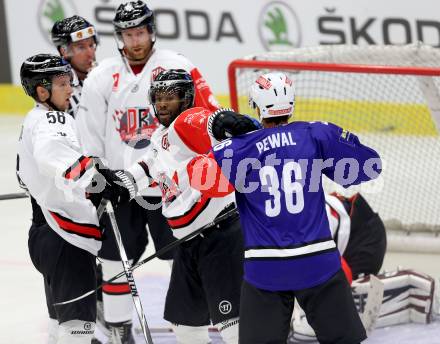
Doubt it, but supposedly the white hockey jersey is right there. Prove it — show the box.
[325,193,351,255]
[75,49,219,196]
[17,103,101,255]
[128,107,235,239]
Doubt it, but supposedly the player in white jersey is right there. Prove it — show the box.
[51,15,98,118]
[16,54,125,344]
[50,17,106,342]
[75,2,219,342]
[108,69,257,343]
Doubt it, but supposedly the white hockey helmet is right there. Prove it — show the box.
[249,72,295,120]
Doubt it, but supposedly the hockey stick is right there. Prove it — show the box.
[360,275,384,333]
[134,326,219,335]
[54,207,238,304]
[105,200,153,344]
[0,192,28,201]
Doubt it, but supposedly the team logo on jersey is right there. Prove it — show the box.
[161,133,170,150]
[151,66,166,81]
[157,172,181,206]
[113,107,159,149]
[258,1,301,51]
[339,128,355,146]
[219,300,232,315]
[183,109,209,130]
[38,0,77,43]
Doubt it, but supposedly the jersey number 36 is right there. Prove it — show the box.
[259,162,304,217]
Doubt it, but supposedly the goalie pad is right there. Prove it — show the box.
[289,299,317,343]
[289,269,436,343]
[352,269,435,328]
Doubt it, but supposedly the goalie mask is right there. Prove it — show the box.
[249,72,295,120]
[149,69,194,127]
[20,54,72,101]
[51,15,99,50]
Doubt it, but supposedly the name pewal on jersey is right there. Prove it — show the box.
[210,121,381,291]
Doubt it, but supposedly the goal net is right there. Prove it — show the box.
[228,43,440,253]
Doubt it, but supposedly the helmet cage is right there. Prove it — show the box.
[149,70,195,122]
[150,81,195,109]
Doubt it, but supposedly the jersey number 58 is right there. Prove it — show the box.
[259,162,304,217]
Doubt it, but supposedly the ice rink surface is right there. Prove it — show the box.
[1,114,439,343]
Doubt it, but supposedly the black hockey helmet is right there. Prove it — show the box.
[150,69,194,107]
[20,54,72,100]
[113,1,155,37]
[51,15,99,50]
[150,69,195,126]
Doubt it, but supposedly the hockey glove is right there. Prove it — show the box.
[208,108,261,141]
[96,168,137,204]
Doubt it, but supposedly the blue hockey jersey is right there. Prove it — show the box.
[210,121,381,291]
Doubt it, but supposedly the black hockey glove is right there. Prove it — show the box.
[86,159,136,205]
[98,168,137,204]
[208,108,261,141]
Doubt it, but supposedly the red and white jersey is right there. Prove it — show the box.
[17,103,101,255]
[325,193,351,255]
[75,49,219,196]
[128,107,235,239]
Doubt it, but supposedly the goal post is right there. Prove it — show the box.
[227,44,440,253]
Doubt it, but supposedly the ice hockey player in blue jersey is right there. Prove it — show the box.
[187,72,382,343]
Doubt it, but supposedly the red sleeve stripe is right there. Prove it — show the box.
[64,156,94,181]
[138,161,151,178]
[102,282,131,295]
[50,211,102,240]
[167,196,211,229]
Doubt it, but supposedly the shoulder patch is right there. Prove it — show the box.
[339,128,355,146]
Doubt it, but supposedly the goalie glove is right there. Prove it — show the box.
[208,108,261,141]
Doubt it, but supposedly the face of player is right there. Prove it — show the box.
[154,91,183,127]
[121,26,153,64]
[62,37,97,79]
[49,74,73,111]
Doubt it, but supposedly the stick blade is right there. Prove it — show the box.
[361,275,384,333]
